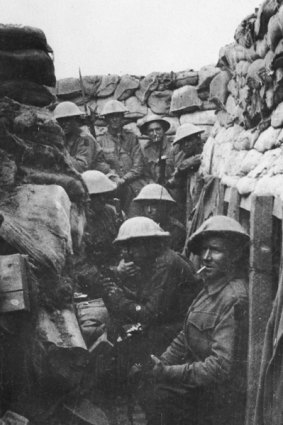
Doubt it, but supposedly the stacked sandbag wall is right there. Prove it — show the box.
[200,0,283,201]
[56,67,218,143]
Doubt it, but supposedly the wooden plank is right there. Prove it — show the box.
[240,195,252,212]
[273,196,282,220]
[0,290,29,313]
[227,187,240,221]
[246,195,273,425]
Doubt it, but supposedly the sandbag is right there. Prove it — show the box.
[114,74,140,101]
[56,78,81,100]
[173,69,198,88]
[170,86,202,114]
[96,74,120,98]
[255,36,269,58]
[272,38,283,69]
[135,72,165,104]
[198,65,220,92]
[236,176,257,195]
[218,43,259,70]
[14,113,65,149]
[0,24,52,52]
[235,60,251,76]
[248,148,281,178]
[0,149,17,186]
[125,96,148,118]
[210,141,233,178]
[76,299,110,345]
[82,75,103,97]
[233,129,259,151]
[266,5,283,51]
[223,149,248,176]
[0,49,55,87]
[180,110,216,126]
[225,95,238,118]
[209,70,231,107]
[201,100,217,110]
[239,149,263,175]
[227,79,239,99]
[254,174,283,197]
[221,174,240,187]
[0,184,72,272]
[216,110,235,128]
[0,80,55,107]
[147,90,172,115]
[247,59,267,88]
[271,101,283,127]
[255,0,281,39]
[234,14,256,48]
[254,126,281,152]
[20,168,86,202]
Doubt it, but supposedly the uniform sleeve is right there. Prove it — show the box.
[102,262,172,325]
[69,136,93,172]
[162,300,248,387]
[160,330,187,365]
[123,136,144,182]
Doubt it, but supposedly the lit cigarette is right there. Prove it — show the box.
[196,266,207,275]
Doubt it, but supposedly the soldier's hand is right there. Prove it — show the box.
[117,259,140,277]
[116,178,126,187]
[151,355,166,381]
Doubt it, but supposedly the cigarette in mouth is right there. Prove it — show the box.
[196,266,207,275]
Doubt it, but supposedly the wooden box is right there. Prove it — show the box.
[0,254,30,313]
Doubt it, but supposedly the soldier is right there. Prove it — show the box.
[143,215,249,425]
[75,170,123,299]
[133,183,186,252]
[167,123,204,222]
[139,114,174,185]
[98,100,146,212]
[54,101,108,173]
[102,217,198,369]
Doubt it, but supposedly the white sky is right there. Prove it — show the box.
[1,0,261,80]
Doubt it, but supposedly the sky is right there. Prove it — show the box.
[1,0,261,80]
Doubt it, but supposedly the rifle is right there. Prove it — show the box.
[78,67,96,138]
[157,138,166,185]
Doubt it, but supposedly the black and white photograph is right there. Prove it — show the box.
[0,1,281,424]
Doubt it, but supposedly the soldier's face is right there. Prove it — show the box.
[147,122,165,143]
[106,113,124,131]
[57,117,79,135]
[179,135,200,157]
[127,239,149,265]
[143,202,165,223]
[200,236,234,283]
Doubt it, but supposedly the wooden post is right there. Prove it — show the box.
[216,182,225,215]
[227,187,240,221]
[246,195,273,425]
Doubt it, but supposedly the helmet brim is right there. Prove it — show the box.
[187,230,250,255]
[139,119,170,135]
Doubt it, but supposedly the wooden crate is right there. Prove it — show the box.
[0,254,30,313]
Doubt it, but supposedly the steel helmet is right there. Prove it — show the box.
[54,101,84,120]
[82,170,117,195]
[134,184,176,204]
[173,123,204,145]
[114,217,170,244]
[100,100,128,117]
[138,114,170,135]
[187,215,250,254]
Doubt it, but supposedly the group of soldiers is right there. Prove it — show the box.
[52,99,250,425]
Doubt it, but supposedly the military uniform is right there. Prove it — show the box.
[143,276,248,425]
[66,131,109,173]
[141,136,175,183]
[102,248,197,364]
[164,216,186,252]
[74,203,122,297]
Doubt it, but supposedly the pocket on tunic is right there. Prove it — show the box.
[187,311,218,331]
